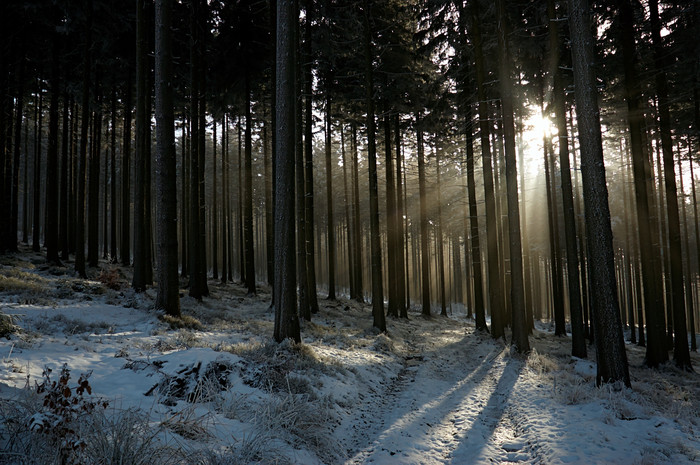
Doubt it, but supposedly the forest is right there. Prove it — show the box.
[1,0,700,462]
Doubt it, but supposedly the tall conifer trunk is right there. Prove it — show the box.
[471,0,501,337]
[363,0,386,332]
[496,0,529,352]
[45,37,61,264]
[75,0,92,278]
[618,0,667,367]
[154,0,180,316]
[568,0,631,386]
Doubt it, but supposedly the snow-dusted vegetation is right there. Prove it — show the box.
[1,250,699,464]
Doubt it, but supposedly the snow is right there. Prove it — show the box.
[1,249,700,464]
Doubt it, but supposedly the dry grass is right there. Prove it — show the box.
[0,269,49,295]
[159,314,203,330]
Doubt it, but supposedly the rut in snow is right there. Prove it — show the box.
[345,324,543,464]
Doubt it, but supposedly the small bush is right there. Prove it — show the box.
[97,269,123,290]
[160,314,203,330]
[0,312,18,338]
[30,365,109,464]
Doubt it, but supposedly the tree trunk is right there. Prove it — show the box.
[470,0,501,337]
[273,0,301,343]
[211,119,218,280]
[121,76,132,266]
[133,0,150,290]
[59,93,69,260]
[435,145,447,317]
[363,0,386,332]
[496,0,529,353]
[325,91,337,300]
[10,61,24,253]
[649,0,692,370]
[33,85,42,253]
[548,0,585,357]
[351,122,363,301]
[395,114,407,318]
[87,73,101,268]
[244,74,256,295]
[617,0,667,367]
[384,104,397,317]
[45,37,61,264]
[416,112,431,317]
[303,6,320,312]
[154,0,181,316]
[568,0,631,387]
[75,0,92,278]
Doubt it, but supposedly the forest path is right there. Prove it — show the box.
[344,319,542,464]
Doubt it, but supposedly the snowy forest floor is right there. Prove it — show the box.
[1,247,699,464]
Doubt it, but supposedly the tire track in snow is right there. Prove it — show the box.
[344,324,543,464]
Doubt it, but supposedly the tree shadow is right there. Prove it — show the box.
[448,355,524,463]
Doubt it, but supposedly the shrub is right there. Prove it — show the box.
[30,365,108,464]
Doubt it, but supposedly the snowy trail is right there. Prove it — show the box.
[345,324,541,465]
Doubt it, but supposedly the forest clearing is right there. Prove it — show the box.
[1,249,699,464]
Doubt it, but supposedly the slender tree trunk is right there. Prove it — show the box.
[384,104,397,317]
[678,152,696,354]
[133,0,150,290]
[568,0,631,386]
[465,102,486,330]
[395,114,407,318]
[435,145,447,317]
[325,91,337,300]
[121,76,132,266]
[273,0,301,343]
[264,108,273,286]
[617,0,667,367]
[496,0,529,352]
[363,0,386,332]
[33,86,42,253]
[10,62,24,253]
[341,123,355,298]
[302,6,319,312]
[244,74,256,295]
[59,94,69,259]
[416,113,431,317]
[548,0,585,356]
[649,0,692,370]
[154,0,180,316]
[75,0,92,277]
[45,37,61,263]
[471,0,502,337]
[220,117,228,282]
[87,74,101,268]
[211,119,218,279]
[351,122,363,301]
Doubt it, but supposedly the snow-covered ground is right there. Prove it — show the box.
[1,249,699,464]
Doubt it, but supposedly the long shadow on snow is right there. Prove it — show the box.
[348,332,509,461]
[449,354,524,464]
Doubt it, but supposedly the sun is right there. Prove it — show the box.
[526,112,557,138]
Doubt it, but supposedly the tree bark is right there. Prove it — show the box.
[568,0,631,386]
[154,0,181,316]
[470,0,501,337]
[244,74,256,295]
[496,0,529,353]
[649,0,692,370]
[45,37,61,264]
[548,0,585,357]
[363,0,386,332]
[273,0,301,344]
[417,113,431,317]
[75,0,92,278]
[617,0,667,367]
